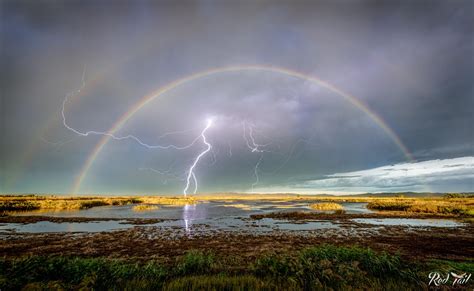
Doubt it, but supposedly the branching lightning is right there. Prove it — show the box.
[183,118,213,196]
[139,167,184,185]
[242,121,272,153]
[242,121,274,191]
[59,69,301,195]
[40,136,78,148]
[251,154,263,191]
[61,68,202,150]
[227,141,233,157]
[61,68,215,195]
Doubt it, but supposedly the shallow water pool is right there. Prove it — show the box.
[352,218,465,228]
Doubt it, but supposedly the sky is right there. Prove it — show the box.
[1,0,473,195]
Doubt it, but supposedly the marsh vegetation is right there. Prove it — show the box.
[366,198,474,216]
[3,245,470,290]
[132,204,160,211]
[309,202,343,211]
[0,195,196,212]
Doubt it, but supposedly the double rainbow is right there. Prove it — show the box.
[72,65,413,194]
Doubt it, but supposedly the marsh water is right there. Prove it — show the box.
[0,200,466,233]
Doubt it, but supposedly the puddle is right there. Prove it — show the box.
[340,203,373,214]
[352,218,465,228]
[265,219,339,231]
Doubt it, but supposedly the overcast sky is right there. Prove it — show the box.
[1,0,473,195]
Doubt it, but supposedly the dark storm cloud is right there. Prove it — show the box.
[1,0,472,194]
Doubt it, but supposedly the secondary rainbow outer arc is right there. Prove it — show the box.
[72,65,414,194]
[5,73,105,191]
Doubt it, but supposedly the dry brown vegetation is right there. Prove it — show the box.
[366,198,474,216]
[132,204,160,211]
[140,196,196,205]
[1,194,472,217]
[0,195,196,212]
[310,202,343,211]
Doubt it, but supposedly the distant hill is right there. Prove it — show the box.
[200,192,474,198]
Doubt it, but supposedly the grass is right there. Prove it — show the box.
[111,198,142,206]
[2,245,472,290]
[0,195,196,212]
[79,200,109,209]
[163,275,286,290]
[0,200,40,211]
[310,202,343,211]
[2,193,472,213]
[252,245,421,290]
[367,198,474,216]
[140,196,197,206]
[175,250,214,276]
[132,204,160,211]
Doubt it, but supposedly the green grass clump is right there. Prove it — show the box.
[252,245,421,290]
[163,275,291,290]
[0,256,167,290]
[176,250,214,276]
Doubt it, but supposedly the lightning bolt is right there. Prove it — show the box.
[242,121,274,191]
[242,121,272,153]
[60,69,301,196]
[139,167,184,184]
[40,136,78,148]
[61,68,202,150]
[251,154,263,191]
[61,68,215,195]
[183,118,213,196]
[227,141,233,157]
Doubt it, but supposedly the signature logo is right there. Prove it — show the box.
[428,272,471,286]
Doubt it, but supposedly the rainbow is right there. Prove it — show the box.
[5,71,107,191]
[72,64,413,194]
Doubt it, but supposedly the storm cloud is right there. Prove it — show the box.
[1,0,472,194]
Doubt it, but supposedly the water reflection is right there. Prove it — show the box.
[183,204,193,233]
[182,203,207,233]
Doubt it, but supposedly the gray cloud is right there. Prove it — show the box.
[1,0,472,194]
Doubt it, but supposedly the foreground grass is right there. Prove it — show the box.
[1,245,472,290]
